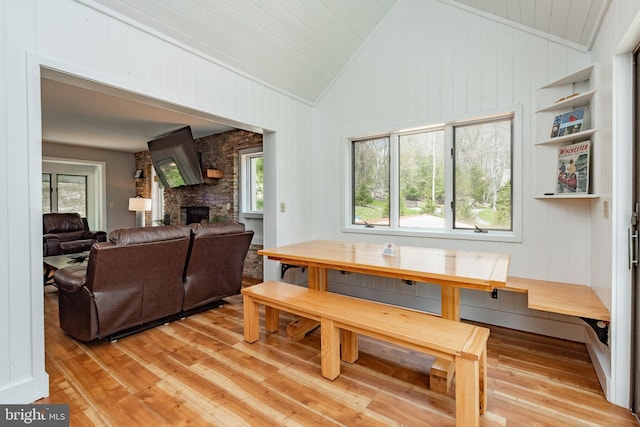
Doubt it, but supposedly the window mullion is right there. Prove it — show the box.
[389,133,399,229]
[443,125,454,230]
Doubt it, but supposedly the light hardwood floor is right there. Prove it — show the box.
[39,286,638,426]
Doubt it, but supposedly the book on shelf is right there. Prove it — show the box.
[556,140,590,194]
[550,107,588,138]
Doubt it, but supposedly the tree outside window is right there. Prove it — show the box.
[454,118,512,230]
[399,130,445,229]
[42,173,88,217]
[352,137,389,226]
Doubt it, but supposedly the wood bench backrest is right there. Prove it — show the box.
[242,281,488,361]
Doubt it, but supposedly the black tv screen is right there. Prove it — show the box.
[147,126,204,188]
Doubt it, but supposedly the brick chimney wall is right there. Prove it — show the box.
[134,129,263,280]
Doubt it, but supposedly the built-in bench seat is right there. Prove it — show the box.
[505,276,610,321]
[242,281,490,427]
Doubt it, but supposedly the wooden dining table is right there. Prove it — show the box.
[258,239,510,392]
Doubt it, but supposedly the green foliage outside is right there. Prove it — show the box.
[354,199,389,222]
[352,119,511,229]
[254,157,264,210]
[494,181,511,227]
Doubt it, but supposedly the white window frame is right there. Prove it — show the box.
[239,147,264,218]
[343,108,522,243]
[42,157,106,231]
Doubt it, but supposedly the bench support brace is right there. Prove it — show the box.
[580,317,609,346]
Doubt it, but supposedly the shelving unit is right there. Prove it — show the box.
[535,64,597,199]
[534,194,599,200]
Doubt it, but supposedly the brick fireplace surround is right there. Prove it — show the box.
[134,129,263,280]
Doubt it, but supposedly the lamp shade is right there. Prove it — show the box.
[128,197,152,212]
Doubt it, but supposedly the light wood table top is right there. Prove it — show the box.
[259,240,510,291]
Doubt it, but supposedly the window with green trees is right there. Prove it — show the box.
[454,118,512,230]
[240,149,263,214]
[350,114,513,233]
[352,137,389,226]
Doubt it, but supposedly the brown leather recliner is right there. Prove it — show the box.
[53,223,254,341]
[183,222,254,312]
[43,213,107,256]
[54,225,192,341]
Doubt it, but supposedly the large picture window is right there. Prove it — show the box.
[42,159,105,231]
[42,173,88,217]
[349,113,515,237]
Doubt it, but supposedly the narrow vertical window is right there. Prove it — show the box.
[42,174,52,213]
[453,117,512,230]
[240,149,264,214]
[249,155,264,211]
[352,137,390,226]
[398,129,445,229]
[57,174,88,217]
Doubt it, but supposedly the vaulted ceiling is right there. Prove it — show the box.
[451,0,609,49]
[44,0,610,152]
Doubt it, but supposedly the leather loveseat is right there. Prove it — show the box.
[43,212,107,256]
[53,222,254,341]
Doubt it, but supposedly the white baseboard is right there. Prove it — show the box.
[584,325,612,402]
[0,372,49,404]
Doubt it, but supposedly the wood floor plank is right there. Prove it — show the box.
[195,358,341,426]
[38,289,639,426]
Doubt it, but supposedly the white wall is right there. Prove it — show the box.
[0,0,312,403]
[310,0,640,408]
[313,0,591,324]
[589,0,640,409]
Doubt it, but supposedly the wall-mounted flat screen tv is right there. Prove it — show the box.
[147,126,204,188]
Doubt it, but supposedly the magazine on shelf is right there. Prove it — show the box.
[556,140,590,194]
[550,107,588,138]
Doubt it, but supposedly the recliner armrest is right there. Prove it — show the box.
[82,230,107,242]
[53,266,88,293]
[43,233,61,256]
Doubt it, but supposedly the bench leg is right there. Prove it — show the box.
[265,306,280,333]
[321,318,340,380]
[455,357,480,427]
[341,330,358,363]
[430,359,455,393]
[285,267,327,341]
[243,295,260,343]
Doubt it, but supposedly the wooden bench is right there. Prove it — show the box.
[505,276,610,345]
[242,281,490,427]
[506,276,610,321]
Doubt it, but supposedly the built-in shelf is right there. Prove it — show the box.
[536,89,596,112]
[537,129,597,146]
[539,64,594,89]
[536,64,596,199]
[535,194,599,200]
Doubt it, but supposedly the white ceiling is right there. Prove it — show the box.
[43,0,609,153]
[448,0,609,49]
[41,70,237,153]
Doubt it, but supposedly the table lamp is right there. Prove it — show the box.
[128,197,152,227]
